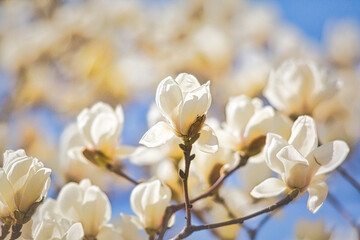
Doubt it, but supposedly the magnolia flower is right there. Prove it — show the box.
[140,73,218,153]
[76,102,133,165]
[29,199,84,240]
[251,116,349,213]
[0,149,51,220]
[264,59,340,117]
[57,179,114,238]
[130,179,172,233]
[219,95,291,156]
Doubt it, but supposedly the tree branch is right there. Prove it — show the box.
[172,188,300,239]
[157,154,249,240]
[336,166,360,193]
[106,163,140,185]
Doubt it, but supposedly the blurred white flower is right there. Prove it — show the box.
[251,116,349,213]
[76,102,133,165]
[56,179,115,238]
[264,59,340,117]
[30,199,84,240]
[219,95,291,156]
[0,149,51,219]
[130,179,173,233]
[325,20,360,67]
[140,73,218,153]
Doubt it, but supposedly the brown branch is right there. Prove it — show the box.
[157,154,249,240]
[106,164,140,185]
[247,210,276,240]
[172,188,300,239]
[336,166,360,193]
[327,192,358,229]
[179,139,194,229]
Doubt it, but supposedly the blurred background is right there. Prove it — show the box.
[0,0,359,239]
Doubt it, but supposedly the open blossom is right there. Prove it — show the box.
[0,149,51,219]
[140,73,218,153]
[76,102,133,165]
[251,116,349,213]
[219,95,291,156]
[264,59,340,117]
[56,179,114,238]
[130,179,172,233]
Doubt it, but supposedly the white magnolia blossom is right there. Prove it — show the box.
[251,116,349,213]
[0,149,51,218]
[76,102,133,162]
[264,59,340,117]
[140,73,218,153]
[29,199,85,240]
[56,179,117,239]
[130,179,172,232]
[219,95,291,156]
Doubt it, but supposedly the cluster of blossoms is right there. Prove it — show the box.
[0,0,359,240]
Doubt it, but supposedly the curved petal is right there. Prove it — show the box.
[115,105,124,134]
[90,113,119,148]
[81,186,111,235]
[195,124,219,153]
[250,178,287,198]
[277,145,309,189]
[244,106,275,144]
[225,95,256,134]
[179,82,211,135]
[139,122,175,148]
[0,170,16,212]
[289,116,318,157]
[155,77,183,121]
[312,140,349,175]
[264,133,288,174]
[174,73,200,93]
[307,181,328,213]
[65,222,84,240]
[19,168,52,212]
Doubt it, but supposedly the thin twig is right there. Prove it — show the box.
[106,164,139,185]
[247,210,276,240]
[172,189,300,239]
[157,154,249,240]
[327,192,358,228]
[336,166,360,193]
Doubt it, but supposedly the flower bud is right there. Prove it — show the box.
[130,179,172,232]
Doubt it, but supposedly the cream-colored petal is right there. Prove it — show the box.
[174,73,201,93]
[155,77,183,121]
[277,145,309,189]
[64,223,84,240]
[0,170,16,213]
[90,113,119,148]
[250,178,287,198]
[19,168,51,212]
[225,95,256,134]
[289,115,318,157]
[81,186,111,235]
[195,124,219,153]
[244,106,275,143]
[139,121,175,148]
[264,133,287,174]
[179,82,211,135]
[312,140,349,175]
[115,105,124,134]
[307,181,328,213]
